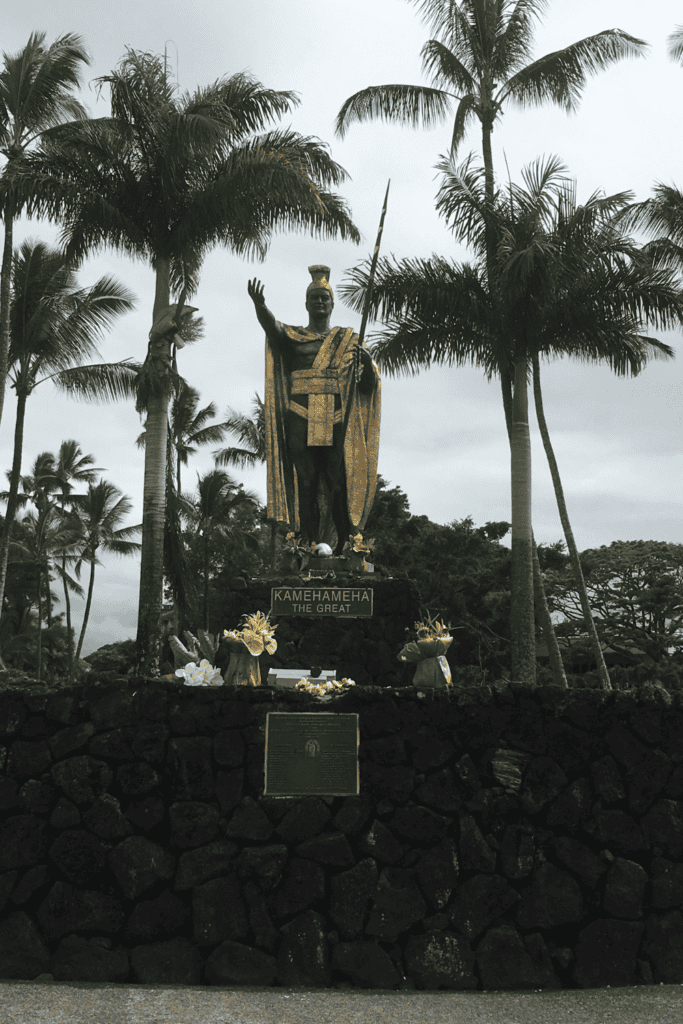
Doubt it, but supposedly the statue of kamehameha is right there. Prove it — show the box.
[248,265,381,554]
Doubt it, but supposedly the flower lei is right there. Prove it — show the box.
[175,659,224,687]
[295,677,356,697]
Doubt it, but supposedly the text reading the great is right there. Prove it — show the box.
[264,712,359,796]
[271,586,373,617]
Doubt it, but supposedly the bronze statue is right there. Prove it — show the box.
[248,265,381,554]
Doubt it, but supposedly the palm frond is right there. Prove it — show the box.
[335,84,452,138]
[667,25,683,65]
[49,359,140,402]
[420,38,475,92]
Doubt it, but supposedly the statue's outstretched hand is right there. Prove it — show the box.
[248,278,266,309]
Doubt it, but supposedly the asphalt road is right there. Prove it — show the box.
[1,983,683,1024]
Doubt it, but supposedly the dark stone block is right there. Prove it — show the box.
[166,736,214,801]
[332,939,400,988]
[48,722,96,760]
[130,936,202,985]
[215,769,243,815]
[0,870,18,913]
[650,857,683,908]
[642,911,683,984]
[49,829,108,886]
[9,864,48,905]
[412,737,455,772]
[46,694,79,727]
[82,794,134,840]
[590,755,625,803]
[630,707,662,744]
[216,700,256,730]
[244,881,278,950]
[357,819,405,864]
[174,839,238,891]
[109,835,176,899]
[415,767,463,815]
[665,764,683,799]
[270,857,325,919]
[213,729,245,767]
[490,749,530,794]
[17,779,53,815]
[459,814,496,873]
[0,910,51,979]
[605,723,647,770]
[453,754,481,796]
[500,826,534,880]
[205,939,276,985]
[130,723,169,764]
[0,701,27,739]
[545,778,592,830]
[416,839,459,910]
[641,798,683,858]
[573,919,644,988]
[333,793,373,834]
[116,761,159,797]
[88,690,136,731]
[125,794,164,832]
[593,808,649,852]
[361,762,415,803]
[296,832,354,866]
[389,805,452,843]
[476,925,541,990]
[169,801,222,848]
[7,739,52,777]
[626,751,672,814]
[192,874,248,945]
[88,728,135,760]
[449,873,520,940]
[516,863,583,930]
[361,734,406,765]
[37,881,124,940]
[552,836,606,888]
[544,722,596,776]
[52,934,129,982]
[126,888,190,940]
[330,857,378,938]
[49,797,80,829]
[365,867,427,942]
[0,774,18,811]
[505,708,546,755]
[520,757,567,815]
[275,797,330,843]
[50,755,113,804]
[277,909,331,986]
[523,932,561,989]
[603,857,647,919]
[236,844,287,890]
[405,931,477,989]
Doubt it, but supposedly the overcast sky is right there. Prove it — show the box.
[2,0,682,656]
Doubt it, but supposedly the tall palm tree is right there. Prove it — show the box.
[181,469,259,631]
[20,49,361,674]
[73,479,141,664]
[341,157,682,686]
[0,239,135,666]
[0,32,90,428]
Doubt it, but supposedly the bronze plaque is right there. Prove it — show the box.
[264,712,359,796]
[271,586,373,618]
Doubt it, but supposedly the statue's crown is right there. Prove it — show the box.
[307,264,333,299]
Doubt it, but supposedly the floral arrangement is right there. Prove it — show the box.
[398,612,455,663]
[176,659,223,687]
[223,610,278,656]
[295,676,356,697]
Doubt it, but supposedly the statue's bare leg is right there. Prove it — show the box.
[325,422,352,555]
[287,412,320,545]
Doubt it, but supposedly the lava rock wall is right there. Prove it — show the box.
[1,677,682,990]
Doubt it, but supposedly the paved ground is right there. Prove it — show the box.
[1,983,682,1024]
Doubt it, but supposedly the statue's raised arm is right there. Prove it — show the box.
[248,278,285,348]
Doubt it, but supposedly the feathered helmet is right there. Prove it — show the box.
[306,264,334,301]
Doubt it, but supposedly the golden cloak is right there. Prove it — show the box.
[265,324,381,536]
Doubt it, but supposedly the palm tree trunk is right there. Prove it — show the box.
[0,198,14,429]
[203,532,210,632]
[75,554,96,663]
[63,553,75,682]
[44,553,53,683]
[0,388,29,667]
[532,353,611,691]
[136,258,173,675]
[510,357,536,685]
[36,561,43,680]
[500,374,566,687]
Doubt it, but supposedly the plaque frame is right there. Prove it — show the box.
[264,712,359,796]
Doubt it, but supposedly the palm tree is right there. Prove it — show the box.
[20,49,361,674]
[181,469,259,631]
[0,32,90,428]
[340,157,682,686]
[73,480,141,664]
[0,239,135,665]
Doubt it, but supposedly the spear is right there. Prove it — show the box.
[330,179,390,510]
